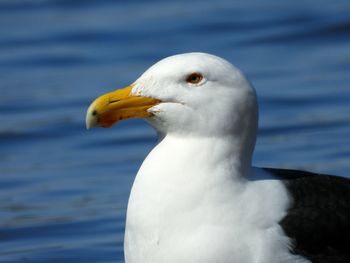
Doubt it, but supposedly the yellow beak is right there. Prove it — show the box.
[86,85,160,129]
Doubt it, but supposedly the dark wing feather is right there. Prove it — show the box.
[265,168,350,263]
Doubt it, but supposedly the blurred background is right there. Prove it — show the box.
[0,0,350,262]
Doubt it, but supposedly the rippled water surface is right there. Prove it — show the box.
[1,0,350,262]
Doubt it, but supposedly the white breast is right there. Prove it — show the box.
[124,136,309,263]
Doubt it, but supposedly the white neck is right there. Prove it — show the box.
[141,134,253,185]
[125,134,302,263]
[126,134,254,223]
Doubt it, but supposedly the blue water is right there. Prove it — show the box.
[1,0,350,262]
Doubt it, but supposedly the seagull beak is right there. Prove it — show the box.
[86,85,160,129]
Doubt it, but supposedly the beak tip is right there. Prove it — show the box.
[86,105,98,130]
[86,115,97,130]
[85,118,92,130]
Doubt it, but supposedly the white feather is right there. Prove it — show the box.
[123,53,309,263]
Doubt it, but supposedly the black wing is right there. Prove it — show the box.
[265,168,350,263]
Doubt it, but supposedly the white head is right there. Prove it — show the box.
[86,52,258,156]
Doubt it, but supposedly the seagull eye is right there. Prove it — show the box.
[186,73,203,85]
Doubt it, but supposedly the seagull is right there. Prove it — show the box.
[86,53,350,263]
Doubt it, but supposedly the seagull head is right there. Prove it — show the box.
[86,52,258,139]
